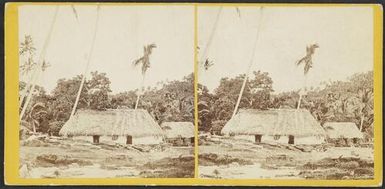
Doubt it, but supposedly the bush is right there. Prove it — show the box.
[48,121,65,136]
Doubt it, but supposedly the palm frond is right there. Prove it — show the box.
[296,43,319,75]
[146,44,157,54]
[132,57,144,66]
[31,102,45,110]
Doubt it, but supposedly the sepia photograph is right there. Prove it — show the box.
[18,4,195,178]
[197,6,375,179]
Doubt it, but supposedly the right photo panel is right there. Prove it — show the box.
[197,5,374,179]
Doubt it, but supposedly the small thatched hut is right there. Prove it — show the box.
[324,122,363,145]
[59,109,165,145]
[221,109,326,145]
[161,122,194,146]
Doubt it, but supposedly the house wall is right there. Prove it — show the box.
[72,135,163,145]
[263,135,325,145]
[232,135,325,145]
[165,137,194,146]
[233,135,255,142]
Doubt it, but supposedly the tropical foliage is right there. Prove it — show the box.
[20,72,194,136]
[198,70,374,141]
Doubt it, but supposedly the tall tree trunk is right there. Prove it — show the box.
[297,73,308,109]
[359,114,364,132]
[199,7,222,62]
[134,74,146,110]
[69,6,100,119]
[296,94,303,109]
[231,7,264,120]
[20,7,59,121]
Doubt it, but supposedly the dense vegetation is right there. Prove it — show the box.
[19,72,194,136]
[198,71,374,141]
[19,35,374,141]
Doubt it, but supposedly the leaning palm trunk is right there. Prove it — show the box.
[70,6,100,119]
[231,7,264,120]
[199,7,222,63]
[20,7,59,121]
[134,74,146,110]
[359,114,364,132]
[297,73,308,109]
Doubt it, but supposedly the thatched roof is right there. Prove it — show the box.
[221,109,326,137]
[324,122,363,139]
[59,109,164,137]
[161,122,194,138]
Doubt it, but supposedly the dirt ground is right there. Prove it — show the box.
[198,135,374,179]
[19,135,194,178]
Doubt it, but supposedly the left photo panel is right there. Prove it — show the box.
[16,4,195,178]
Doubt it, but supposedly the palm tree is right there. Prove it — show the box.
[69,5,101,119]
[19,35,36,56]
[19,35,37,107]
[20,6,59,121]
[199,6,241,68]
[132,43,157,110]
[231,7,264,120]
[295,43,319,109]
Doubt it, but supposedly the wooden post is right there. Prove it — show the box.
[288,135,295,144]
[126,135,133,144]
[93,135,100,144]
[255,135,262,143]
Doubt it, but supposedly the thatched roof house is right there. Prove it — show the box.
[221,109,326,144]
[59,109,164,144]
[324,122,363,139]
[222,109,325,137]
[161,122,194,138]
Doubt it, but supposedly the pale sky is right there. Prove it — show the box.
[19,5,194,94]
[198,6,374,93]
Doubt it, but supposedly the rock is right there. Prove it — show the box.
[19,164,30,178]
[41,168,60,178]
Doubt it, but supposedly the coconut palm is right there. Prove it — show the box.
[231,7,264,120]
[19,35,36,57]
[132,43,157,109]
[20,6,59,121]
[69,5,101,119]
[19,35,37,107]
[203,58,214,70]
[199,6,241,69]
[295,43,319,109]
[296,44,319,75]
